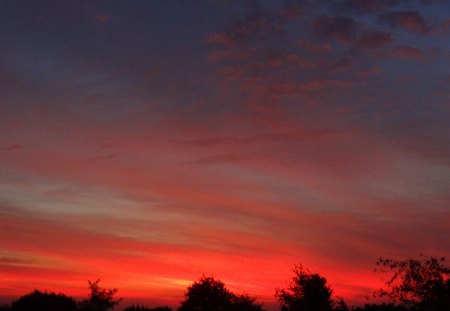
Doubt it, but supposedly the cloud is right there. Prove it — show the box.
[206,7,283,48]
[355,66,384,78]
[0,256,33,266]
[332,0,439,14]
[313,16,392,51]
[379,11,431,34]
[438,18,450,34]
[355,31,392,50]
[333,0,406,13]
[312,15,359,44]
[441,18,450,28]
[0,65,24,92]
[95,15,108,24]
[271,79,354,94]
[276,0,306,19]
[5,144,22,151]
[386,45,428,61]
[206,33,236,48]
[299,40,333,54]
[173,128,356,149]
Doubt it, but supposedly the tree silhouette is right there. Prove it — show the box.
[333,297,349,311]
[11,290,78,311]
[123,306,172,311]
[276,265,334,311]
[123,306,150,311]
[178,276,263,311]
[353,303,408,311]
[232,294,264,311]
[375,256,450,311]
[79,279,122,311]
[179,276,233,311]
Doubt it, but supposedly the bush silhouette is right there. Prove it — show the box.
[11,290,78,311]
[178,276,263,311]
[232,294,264,311]
[276,265,334,311]
[353,303,409,311]
[179,276,233,311]
[123,306,172,311]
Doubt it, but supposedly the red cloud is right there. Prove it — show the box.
[379,11,430,34]
[299,40,333,54]
[355,31,392,49]
[337,0,406,13]
[5,144,22,151]
[438,18,450,34]
[269,79,354,95]
[388,45,428,61]
[205,11,282,48]
[95,15,109,24]
[206,33,236,48]
[356,66,384,78]
[312,16,359,44]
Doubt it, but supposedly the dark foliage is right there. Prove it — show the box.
[123,306,172,311]
[178,276,233,311]
[353,303,409,311]
[79,280,121,311]
[232,294,264,311]
[333,297,349,311]
[123,306,151,311]
[276,265,335,311]
[374,256,450,311]
[11,290,78,311]
[178,276,263,311]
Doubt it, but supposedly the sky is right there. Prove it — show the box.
[0,0,449,309]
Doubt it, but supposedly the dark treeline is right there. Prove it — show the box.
[0,256,449,311]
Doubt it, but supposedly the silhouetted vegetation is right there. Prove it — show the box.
[333,297,349,311]
[11,290,78,311]
[353,304,409,311]
[178,276,264,311]
[276,264,336,311]
[232,294,264,311]
[374,256,450,311]
[79,280,122,311]
[1,256,449,311]
[123,306,172,311]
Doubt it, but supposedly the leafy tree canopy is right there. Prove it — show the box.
[232,294,264,311]
[123,306,172,311]
[79,279,121,311]
[178,276,263,311]
[276,265,335,311]
[353,303,409,311]
[375,256,450,311]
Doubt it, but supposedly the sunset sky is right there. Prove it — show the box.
[1,0,449,309]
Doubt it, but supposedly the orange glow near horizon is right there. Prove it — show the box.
[0,246,388,308]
